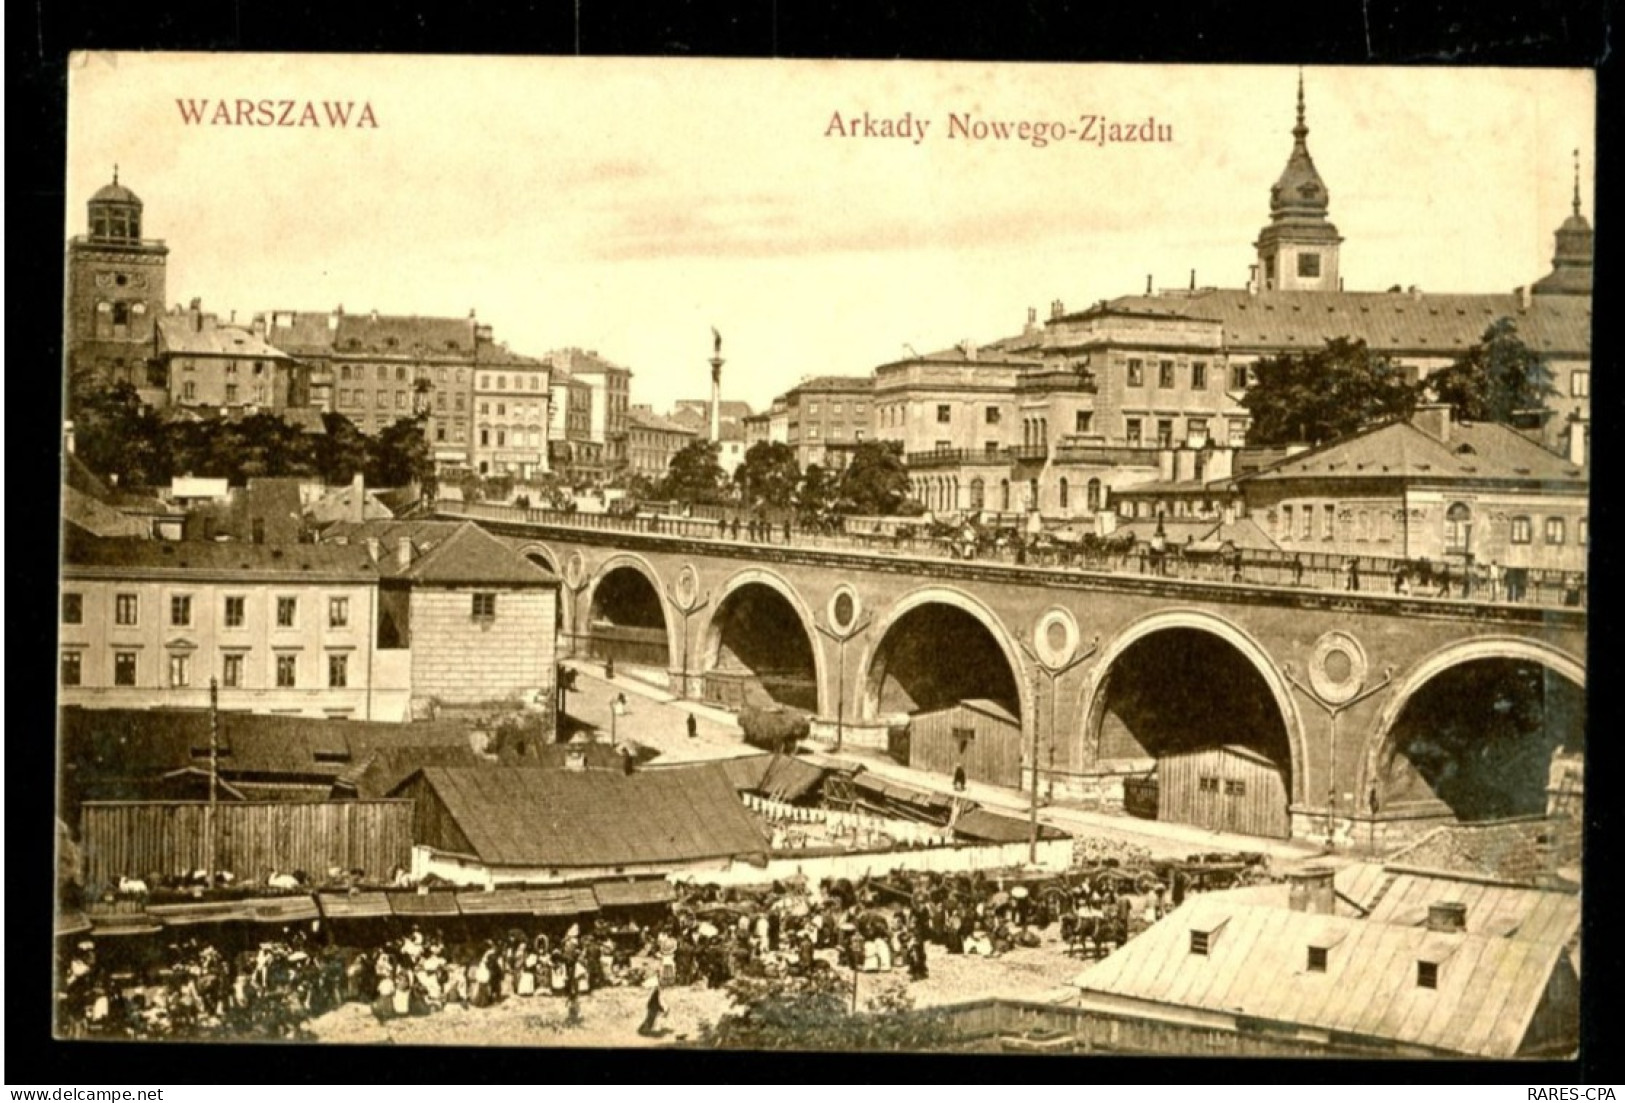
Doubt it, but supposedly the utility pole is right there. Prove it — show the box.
[206,676,220,886]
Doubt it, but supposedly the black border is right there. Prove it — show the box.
[9,0,1618,1086]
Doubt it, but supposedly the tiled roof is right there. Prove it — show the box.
[1240,418,1585,487]
[157,316,292,359]
[63,533,382,579]
[627,409,700,435]
[261,310,338,356]
[1387,819,1584,888]
[63,484,151,538]
[397,763,768,869]
[320,520,556,585]
[548,348,630,376]
[787,375,874,394]
[304,483,395,526]
[1087,289,1591,357]
[1075,896,1573,1058]
[474,344,547,368]
[332,313,478,356]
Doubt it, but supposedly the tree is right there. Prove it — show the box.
[838,440,911,515]
[1241,337,1417,447]
[696,969,958,1052]
[371,415,435,496]
[315,412,371,485]
[71,380,169,488]
[659,439,727,505]
[1424,318,1556,424]
[735,441,801,509]
[796,463,837,519]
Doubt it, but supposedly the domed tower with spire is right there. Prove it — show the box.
[1253,73,1343,292]
[1532,151,1594,297]
[65,167,169,403]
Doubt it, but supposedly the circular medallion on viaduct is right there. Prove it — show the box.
[1309,630,1368,705]
[827,584,862,634]
[674,563,701,608]
[564,551,586,591]
[1034,607,1080,669]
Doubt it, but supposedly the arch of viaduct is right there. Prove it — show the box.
[490,518,1586,844]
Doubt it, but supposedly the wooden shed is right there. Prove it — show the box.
[1157,744,1290,839]
[907,698,1023,789]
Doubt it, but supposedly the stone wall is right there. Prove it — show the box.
[410,586,556,707]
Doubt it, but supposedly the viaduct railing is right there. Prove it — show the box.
[446,501,1586,612]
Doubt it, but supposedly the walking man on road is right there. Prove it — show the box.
[638,982,666,1036]
[687,713,698,740]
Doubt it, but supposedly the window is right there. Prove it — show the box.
[1125,418,1143,447]
[114,652,137,686]
[169,595,192,627]
[62,593,83,624]
[1307,946,1328,973]
[1075,411,1093,433]
[985,406,1001,425]
[1156,420,1173,448]
[1571,371,1590,398]
[1059,478,1069,509]
[1416,961,1438,990]
[225,383,238,403]
[276,654,298,687]
[396,366,407,382]
[377,365,388,381]
[61,651,82,686]
[1322,504,1335,541]
[1281,505,1293,538]
[277,597,297,627]
[376,392,388,408]
[1190,931,1211,956]
[168,653,191,688]
[1198,777,1220,794]
[1188,417,1209,442]
[1126,359,1145,387]
[328,653,348,688]
[1087,478,1103,512]
[936,404,952,424]
[1299,506,1314,540]
[1159,360,1176,389]
[222,653,244,688]
[223,596,246,627]
[1579,518,1588,546]
[397,393,407,409]
[1545,517,1566,546]
[1444,502,1472,551]
[328,596,350,628]
[1225,779,1246,796]
[1191,361,1208,390]
[497,375,507,390]
[472,593,497,620]
[1231,365,1249,390]
[182,381,197,401]
[1297,252,1321,278]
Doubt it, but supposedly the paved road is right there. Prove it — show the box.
[561,658,1335,866]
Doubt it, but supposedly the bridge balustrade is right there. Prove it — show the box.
[447,501,1584,610]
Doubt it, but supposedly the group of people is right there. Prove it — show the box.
[719,516,795,544]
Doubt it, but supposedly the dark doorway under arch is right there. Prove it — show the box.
[1378,658,1584,822]
[587,567,669,668]
[1092,628,1293,838]
[702,584,819,712]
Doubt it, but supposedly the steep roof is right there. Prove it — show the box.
[157,315,292,359]
[787,374,875,394]
[627,409,700,435]
[261,310,339,356]
[548,348,630,376]
[1239,418,1585,488]
[1087,290,1591,357]
[1387,819,1584,888]
[63,484,151,538]
[319,520,557,586]
[63,533,382,580]
[397,763,768,868]
[1075,895,1572,1058]
[332,313,479,356]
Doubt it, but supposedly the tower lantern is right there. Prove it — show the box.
[1253,71,1343,292]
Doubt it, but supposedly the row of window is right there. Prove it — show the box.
[1124,359,1216,391]
[64,593,351,629]
[799,426,864,442]
[175,360,269,375]
[177,382,270,404]
[62,649,350,689]
[337,389,414,410]
[478,402,544,419]
[803,401,868,416]
[1123,416,1239,447]
[477,373,545,392]
[1273,505,1587,548]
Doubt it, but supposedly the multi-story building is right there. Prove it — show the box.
[626,408,700,482]
[65,172,169,404]
[61,520,560,720]
[548,349,632,475]
[472,346,551,480]
[155,302,304,413]
[328,310,492,470]
[548,371,601,484]
[742,396,788,449]
[260,309,342,414]
[781,375,874,471]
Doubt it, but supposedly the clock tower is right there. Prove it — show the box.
[1253,74,1342,293]
[65,169,169,403]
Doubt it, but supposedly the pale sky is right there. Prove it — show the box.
[66,55,1594,413]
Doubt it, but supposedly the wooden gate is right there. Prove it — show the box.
[907,699,1023,789]
[1157,745,1289,839]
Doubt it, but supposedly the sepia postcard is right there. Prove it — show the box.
[55,54,1590,1059]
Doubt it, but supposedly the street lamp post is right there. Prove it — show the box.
[1282,662,1394,850]
[816,613,871,753]
[1015,633,1099,865]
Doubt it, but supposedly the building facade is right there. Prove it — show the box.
[782,375,875,471]
[472,347,551,479]
[65,173,169,403]
[548,349,633,475]
[156,303,303,413]
[626,408,700,482]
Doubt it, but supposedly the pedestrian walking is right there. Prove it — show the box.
[605,655,615,680]
[952,765,967,793]
[1344,557,1360,592]
[638,983,666,1036]
[687,713,699,740]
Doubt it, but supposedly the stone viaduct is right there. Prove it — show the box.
[444,505,1586,847]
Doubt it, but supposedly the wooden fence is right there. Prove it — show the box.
[79,800,414,892]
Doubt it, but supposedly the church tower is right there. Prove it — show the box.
[65,168,169,400]
[1532,151,1594,297]
[1253,74,1342,292]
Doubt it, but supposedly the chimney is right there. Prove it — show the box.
[252,314,266,337]
[369,309,379,323]
[396,536,414,569]
[1338,277,1345,291]
[350,472,366,523]
[1426,902,1467,933]
[1247,264,1260,295]
[1050,299,1065,320]
[190,298,203,332]
[1568,419,1588,466]
[1146,274,1153,294]
[1286,866,1337,915]
[364,537,381,563]
[63,420,76,455]
[1518,284,1533,310]
[1189,269,1196,291]
[1411,403,1452,444]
